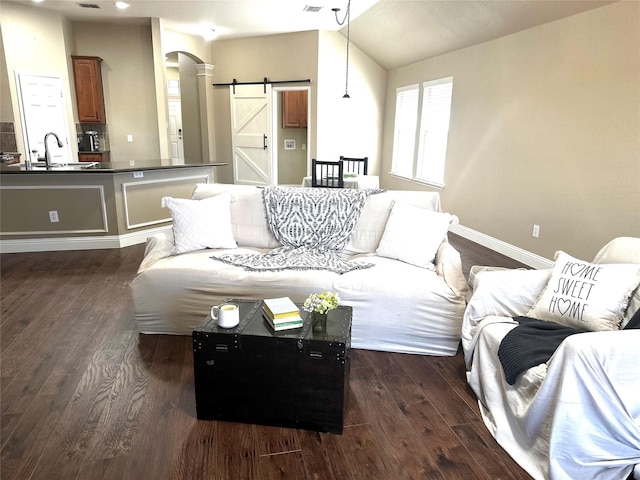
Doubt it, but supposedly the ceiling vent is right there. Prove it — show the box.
[77,3,101,8]
[303,5,323,13]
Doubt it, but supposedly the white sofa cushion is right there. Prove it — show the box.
[592,236,640,328]
[376,201,455,269]
[191,183,281,249]
[527,250,640,331]
[132,184,468,356]
[131,248,467,355]
[345,189,442,254]
[161,194,237,255]
[192,185,443,255]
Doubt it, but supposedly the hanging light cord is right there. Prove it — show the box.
[333,0,351,98]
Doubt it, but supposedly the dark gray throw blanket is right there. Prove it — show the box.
[212,186,381,274]
[498,316,585,385]
[498,309,640,385]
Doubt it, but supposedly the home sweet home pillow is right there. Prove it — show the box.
[527,251,640,331]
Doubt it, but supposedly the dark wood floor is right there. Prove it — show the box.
[1,235,531,480]
[448,233,528,279]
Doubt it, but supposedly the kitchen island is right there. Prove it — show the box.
[1,160,226,253]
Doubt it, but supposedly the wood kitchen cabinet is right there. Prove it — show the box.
[78,153,105,163]
[72,56,105,123]
[282,90,307,128]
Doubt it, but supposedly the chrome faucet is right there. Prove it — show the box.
[44,132,64,167]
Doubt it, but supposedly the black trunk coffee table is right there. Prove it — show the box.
[193,299,352,434]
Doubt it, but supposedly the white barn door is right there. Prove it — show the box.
[17,73,71,163]
[230,85,273,185]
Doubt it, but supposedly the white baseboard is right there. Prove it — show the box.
[0,225,172,254]
[449,224,553,270]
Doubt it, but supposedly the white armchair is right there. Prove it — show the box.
[462,237,640,480]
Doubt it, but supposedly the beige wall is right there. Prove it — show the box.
[178,53,203,162]
[162,29,213,65]
[7,2,634,261]
[71,21,161,160]
[210,31,320,184]
[166,65,180,94]
[317,30,386,175]
[209,30,387,183]
[1,3,77,158]
[160,29,216,163]
[1,3,162,162]
[381,1,640,261]
[1,4,386,187]
[0,30,13,123]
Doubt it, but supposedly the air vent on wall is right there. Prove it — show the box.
[303,5,323,13]
[78,3,101,8]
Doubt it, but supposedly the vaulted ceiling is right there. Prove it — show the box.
[7,0,616,70]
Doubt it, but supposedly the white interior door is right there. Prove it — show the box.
[168,100,185,164]
[17,73,71,163]
[230,85,273,185]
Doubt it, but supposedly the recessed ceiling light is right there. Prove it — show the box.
[304,5,323,13]
[32,0,45,3]
[115,1,129,9]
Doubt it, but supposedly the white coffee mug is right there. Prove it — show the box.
[211,303,240,328]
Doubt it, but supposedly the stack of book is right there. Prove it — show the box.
[262,297,303,331]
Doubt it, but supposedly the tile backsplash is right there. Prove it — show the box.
[0,122,18,153]
[0,122,112,156]
[76,123,110,152]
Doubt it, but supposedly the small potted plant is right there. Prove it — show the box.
[303,291,340,333]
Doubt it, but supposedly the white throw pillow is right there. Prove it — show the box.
[191,183,281,249]
[375,201,455,269]
[161,193,237,255]
[527,250,640,331]
[345,190,442,254]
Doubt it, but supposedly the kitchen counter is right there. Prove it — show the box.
[0,159,227,174]
[1,161,227,253]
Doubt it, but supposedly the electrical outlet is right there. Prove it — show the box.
[532,224,540,238]
[49,210,59,223]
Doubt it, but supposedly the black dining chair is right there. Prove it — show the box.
[340,156,368,175]
[311,159,344,188]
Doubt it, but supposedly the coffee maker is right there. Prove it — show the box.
[83,130,100,152]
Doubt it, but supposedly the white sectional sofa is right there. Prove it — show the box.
[131,183,469,356]
[462,237,640,480]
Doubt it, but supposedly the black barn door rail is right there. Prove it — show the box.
[212,77,312,94]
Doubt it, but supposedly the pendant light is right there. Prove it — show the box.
[332,0,352,98]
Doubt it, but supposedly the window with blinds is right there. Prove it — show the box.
[416,77,453,187]
[391,77,454,188]
[391,84,419,179]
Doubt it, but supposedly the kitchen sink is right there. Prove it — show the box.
[9,161,100,169]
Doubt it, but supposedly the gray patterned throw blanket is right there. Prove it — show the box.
[212,186,380,274]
